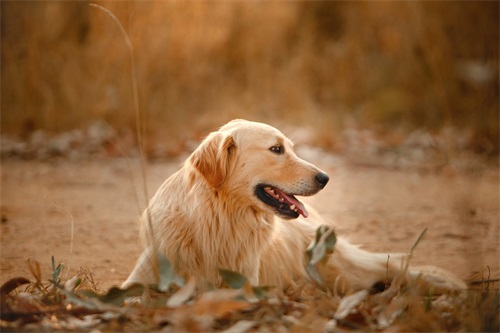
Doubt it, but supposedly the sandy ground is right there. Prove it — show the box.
[1,155,499,291]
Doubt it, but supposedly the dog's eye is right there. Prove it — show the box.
[269,145,284,155]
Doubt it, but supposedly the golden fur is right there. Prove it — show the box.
[124,119,466,293]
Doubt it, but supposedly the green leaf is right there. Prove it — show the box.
[251,286,272,299]
[158,254,184,292]
[306,225,337,265]
[306,263,324,287]
[306,225,327,256]
[79,289,100,299]
[310,242,326,266]
[305,225,337,288]
[75,284,145,307]
[323,228,337,253]
[98,284,145,305]
[58,288,99,310]
[218,269,248,289]
[51,255,63,285]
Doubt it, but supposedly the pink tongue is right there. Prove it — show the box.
[277,190,309,218]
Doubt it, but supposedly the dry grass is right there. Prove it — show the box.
[1,1,498,155]
[1,253,498,332]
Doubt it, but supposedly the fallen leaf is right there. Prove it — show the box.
[167,277,196,307]
[376,295,409,329]
[0,277,30,296]
[97,283,145,305]
[334,289,369,320]
[222,320,256,333]
[158,254,184,291]
[64,314,102,330]
[191,299,251,317]
[64,275,81,292]
[169,298,251,332]
[219,269,247,289]
[305,225,337,288]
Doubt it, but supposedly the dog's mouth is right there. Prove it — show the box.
[255,185,308,219]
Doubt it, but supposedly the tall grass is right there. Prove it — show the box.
[1,1,498,154]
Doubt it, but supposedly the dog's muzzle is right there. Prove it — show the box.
[255,171,330,220]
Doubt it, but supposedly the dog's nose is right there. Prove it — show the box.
[315,172,329,189]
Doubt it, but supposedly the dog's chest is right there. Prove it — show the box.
[169,212,275,284]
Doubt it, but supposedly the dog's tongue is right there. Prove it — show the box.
[279,190,309,218]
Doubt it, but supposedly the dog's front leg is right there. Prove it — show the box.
[317,238,466,293]
[316,238,406,292]
[122,247,158,288]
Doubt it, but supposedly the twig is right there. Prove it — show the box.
[89,3,159,280]
[470,277,500,286]
[487,265,491,291]
[101,121,145,217]
[385,255,390,288]
[410,227,427,256]
[79,267,99,291]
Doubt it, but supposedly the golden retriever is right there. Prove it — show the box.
[123,119,466,293]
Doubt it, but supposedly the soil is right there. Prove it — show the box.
[1,156,499,291]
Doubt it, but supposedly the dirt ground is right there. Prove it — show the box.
[1,155,499,291]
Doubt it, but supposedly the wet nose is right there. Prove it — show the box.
[315,172,329,189]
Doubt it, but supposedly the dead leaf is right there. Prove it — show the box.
[334,289,369,320]
[169,298,251,332]
[0,292,44,322]
[95,283,144,306]
[376,295,409,329]
[0,277,30,296]
[63,315,102,330]
[167,277,196,307]
[27,259,42,287]
[222,320,256,333]
[192,299,251,318]
[198,288,243,303]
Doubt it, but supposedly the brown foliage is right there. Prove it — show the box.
[0,258,498,332]
[1,1,498,153]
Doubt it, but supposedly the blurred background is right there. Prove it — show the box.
[1,1,498,159]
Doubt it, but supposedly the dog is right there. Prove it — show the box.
[123,119,466,293]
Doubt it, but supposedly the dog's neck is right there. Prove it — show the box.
[181,165,275,228]
[201,184,275,233]
[165,167,278,281]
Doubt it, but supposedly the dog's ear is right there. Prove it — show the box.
[189,132,236,188]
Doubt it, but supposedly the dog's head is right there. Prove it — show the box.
[189,119,329,219]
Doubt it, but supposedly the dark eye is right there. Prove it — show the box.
[269,145,284,154]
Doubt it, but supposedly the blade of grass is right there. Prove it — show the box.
[410,227,427,256]
[89,2,159,281]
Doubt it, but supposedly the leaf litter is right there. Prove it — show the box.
[1,227,498,332]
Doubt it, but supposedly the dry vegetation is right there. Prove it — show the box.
[1,235,498,333]
[1,2,499,332]
[1,1,498,156]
